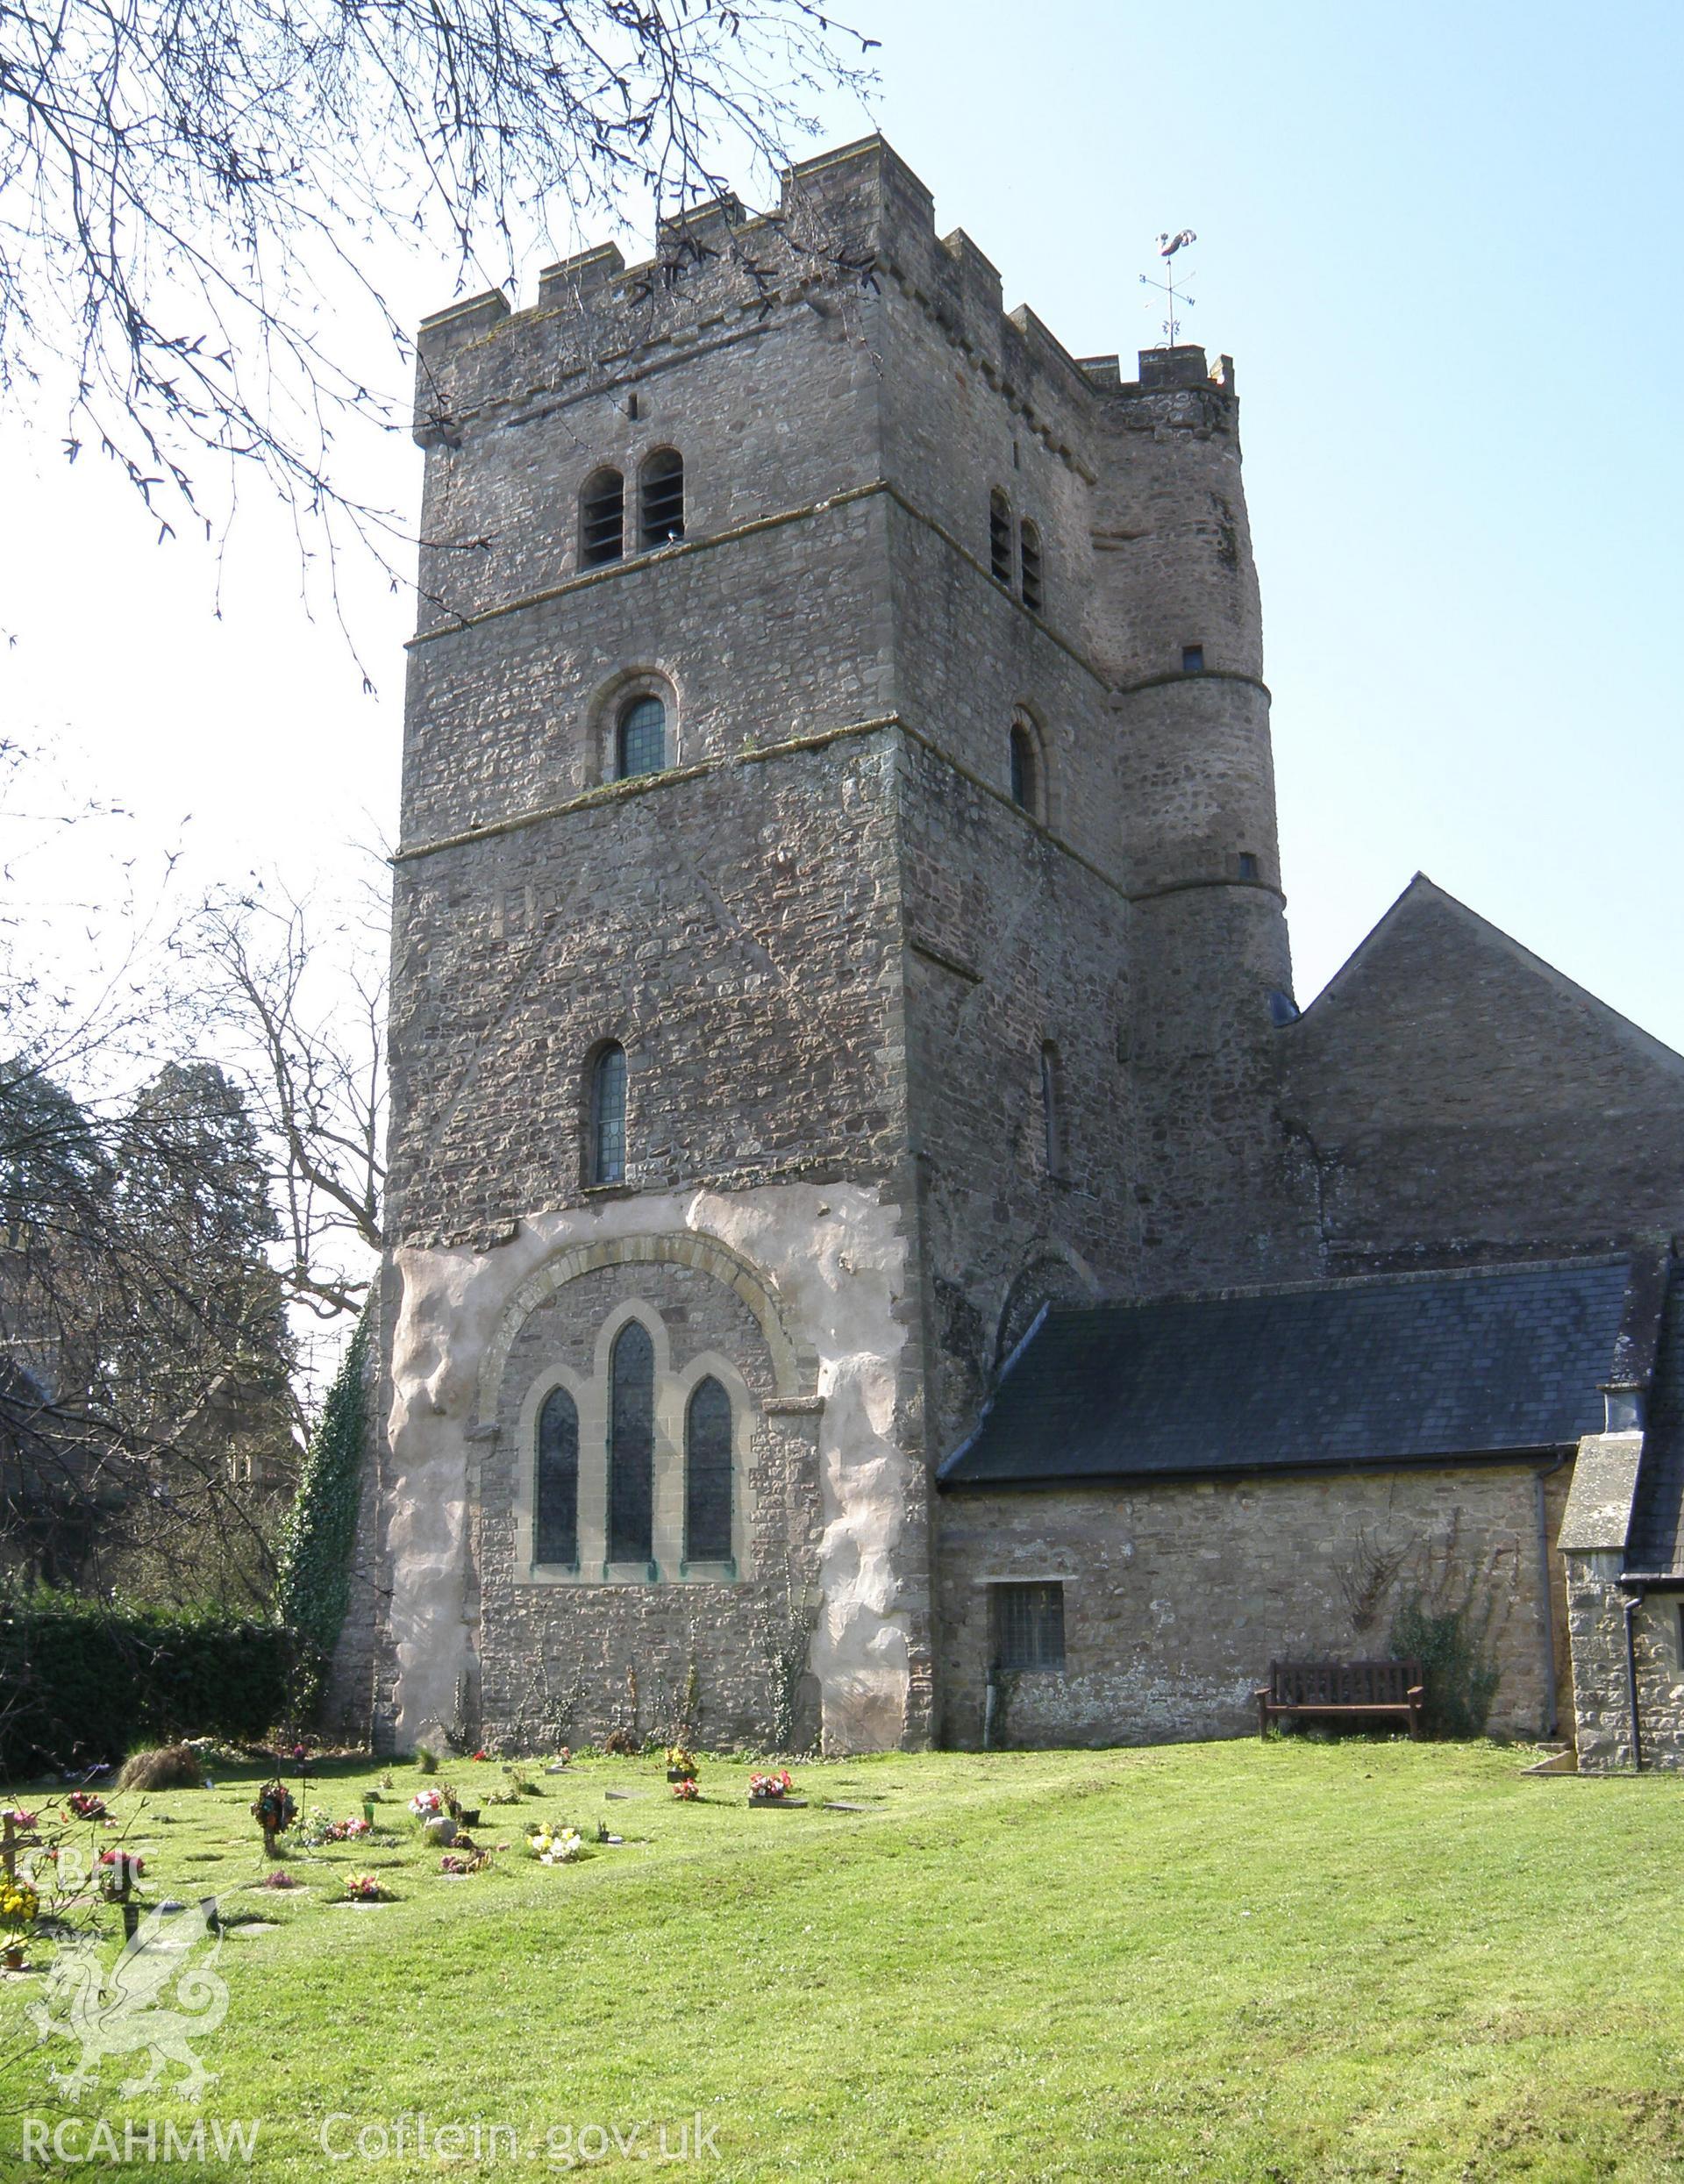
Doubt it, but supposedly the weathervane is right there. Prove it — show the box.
[1139,229,1197,346]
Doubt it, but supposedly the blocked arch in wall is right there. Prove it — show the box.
[475,1230,817,1430]
[994,1245,1101,1369]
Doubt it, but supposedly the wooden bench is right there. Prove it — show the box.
[1255,1658,1425,1740]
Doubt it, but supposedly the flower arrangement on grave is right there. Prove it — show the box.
[251,1781,297,1853]
[747,1770,795,1802]
[1,1875,39,1931]
[261,1871,301,1890]
[343,1873,389,1902]
[65,1791,107,1821]
[408,1788,446,1822]
[671,1777,700,1801]
[298,1808,375,1847]
[665,1745,698,1781]
[98,1849,146,1897]
[440,1847,494,1874]
[525,1824,585,1866]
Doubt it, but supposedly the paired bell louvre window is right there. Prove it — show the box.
[639,450,685,546]
[535,1388,580,1567]
[581,467,625,566]
[685,1376,733,1564]
[608,1321,655,1566]
[992,1581,1066,1673]
[589,1044,627,1186]
[616,694,666,780]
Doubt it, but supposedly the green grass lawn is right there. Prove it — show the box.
[2,1740,1682,2180]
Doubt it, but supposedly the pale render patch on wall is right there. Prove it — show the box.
[381,1182,910,1752]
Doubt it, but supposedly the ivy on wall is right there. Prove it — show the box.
[275,1311,370,1707]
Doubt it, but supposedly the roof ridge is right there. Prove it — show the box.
[1048,1253,1632,1317]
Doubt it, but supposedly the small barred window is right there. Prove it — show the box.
[581,467,625,567]
[993,1581,1066,1672]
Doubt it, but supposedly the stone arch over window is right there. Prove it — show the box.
[1019,518,1044,612]
[583,1040,628,1188]
[580,467,624,567]
[585,667,677,786]
[482,1231,815,1435]
[638,448,685,547]
[988,489,1013,585]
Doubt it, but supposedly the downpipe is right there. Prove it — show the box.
[1622,1591,1645,1774]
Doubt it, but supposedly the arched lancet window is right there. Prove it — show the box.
[581,467,624,567]
[589,1042,627,1186]
[1040,1039,1066,1179]
[616,694,666,780]
[1010,718,1039,816]
[608,1320,655,1565]
[988,489,1013,585]
[685,1376,733,1565]
[535,1387,579,1566]
[1019,519,1043,612]
[639,450,685,548]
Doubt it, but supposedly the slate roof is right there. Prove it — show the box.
[939,1258,1636,1488]
[1623,1262,1684,1577]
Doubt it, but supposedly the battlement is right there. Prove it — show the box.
[410,134,1233,458]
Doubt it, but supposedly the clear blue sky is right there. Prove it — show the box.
[4,1,1680,1047]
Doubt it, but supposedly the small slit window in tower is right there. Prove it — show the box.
[535,1386,579,1567]
[639,449,685,547]
[1238,851,1259,881]
[1182,644,1204,674]
[617,694,666,780]
[1010,721,1038,815]
[1019,520,1043,612]
[993,1581,1066,1673]
[685,1376,733,1565]
[1040,1039,1065,1178]
[608,1320,655,1566]
[589,1042,627,1186]
[989,490,1013,584]
[581,467,624,566]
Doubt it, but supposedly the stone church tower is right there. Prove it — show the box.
[367,136,1325,1755]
